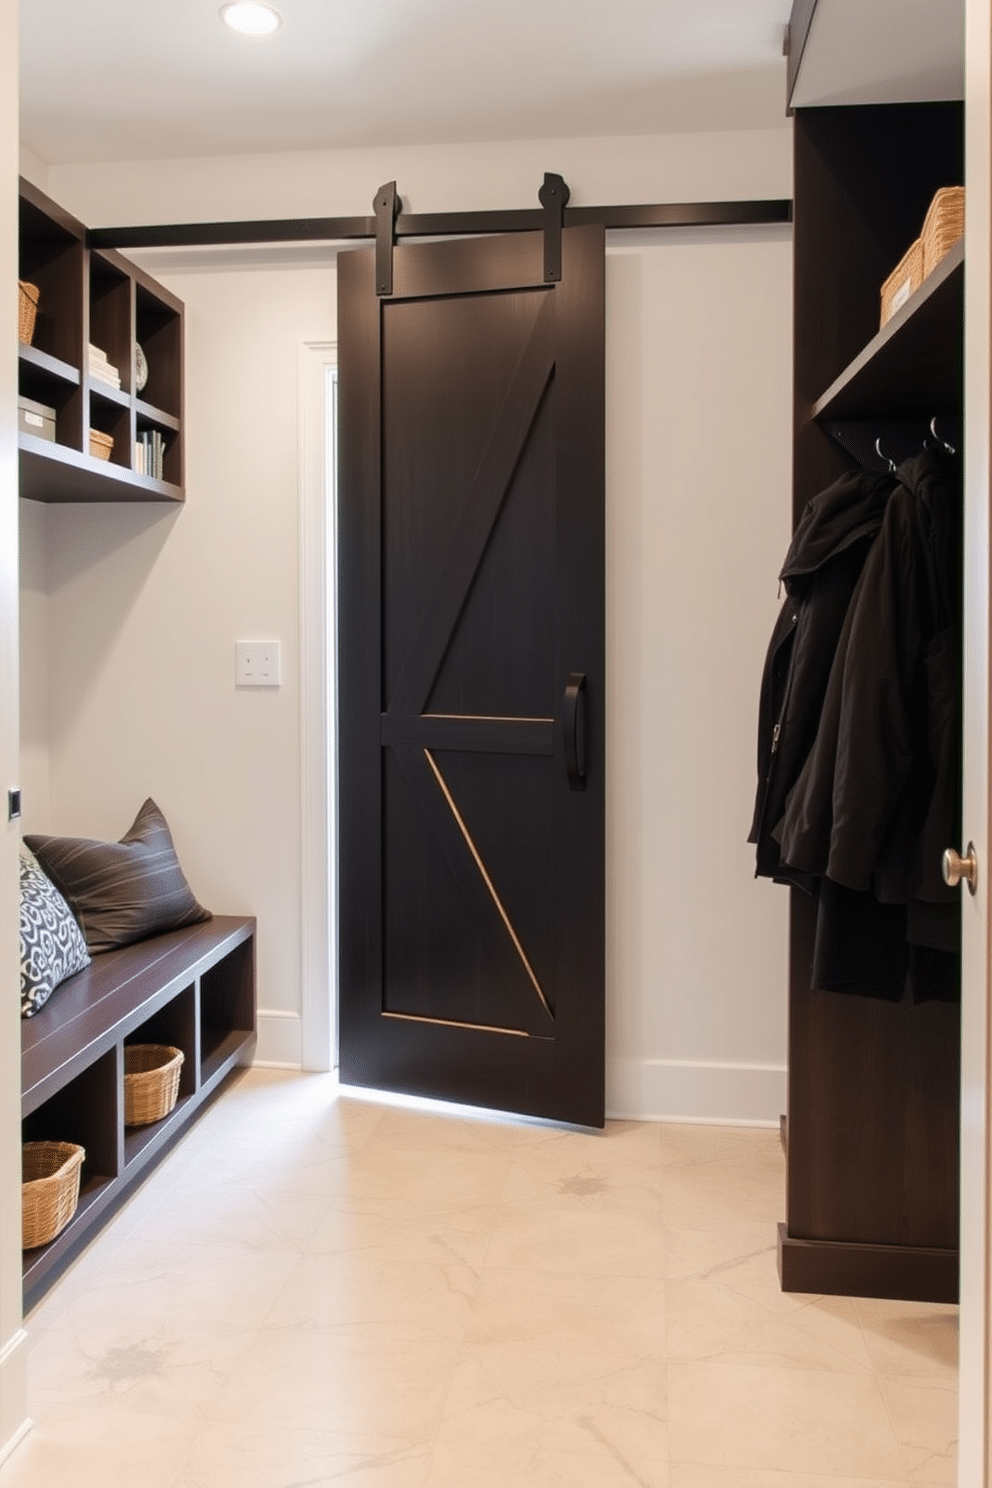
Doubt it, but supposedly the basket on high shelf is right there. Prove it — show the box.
[879,185,965,329]
[879,237,923,327]
[22,1141,85,1250]
[921,185,965,279]
[88,429,114,461]
[18,280,40,346]
[124,1044,184,1126]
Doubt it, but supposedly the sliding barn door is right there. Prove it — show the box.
[336,226,605,1127]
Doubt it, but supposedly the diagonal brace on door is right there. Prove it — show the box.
[386,288,557,717]
[390,744,555,1036]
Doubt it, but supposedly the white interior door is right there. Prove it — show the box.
[299,341,337,1074]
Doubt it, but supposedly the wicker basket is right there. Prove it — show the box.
[22,1141,85,1250]
[922,185,965,280]
[18,280,39,346]
[880,237,923,327]
[89,428,114,461]
[124,1044,184,1126]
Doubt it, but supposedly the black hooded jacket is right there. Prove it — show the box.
[775,448,961,954]
[748,469,895,886]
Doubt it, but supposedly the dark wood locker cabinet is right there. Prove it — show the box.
[779,101,964,1303]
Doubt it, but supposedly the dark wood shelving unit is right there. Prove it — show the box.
[812,239,963,422]
[18,177,184,504]
[21,917,255,1311]
[779,100,964,1304]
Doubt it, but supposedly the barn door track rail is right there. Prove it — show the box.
[86,175,793,267]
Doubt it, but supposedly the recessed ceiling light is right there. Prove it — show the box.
[220,2,282,36]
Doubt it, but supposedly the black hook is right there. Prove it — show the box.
[875,436,897,473]
[928,415,956,456]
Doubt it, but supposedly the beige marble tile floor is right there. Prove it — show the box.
[4,1069,957,1487]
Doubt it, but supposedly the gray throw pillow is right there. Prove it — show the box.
[20,845,91,1017]
[26,798,211,955]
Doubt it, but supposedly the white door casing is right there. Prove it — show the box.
[959,0,992,1480]
[299,340,337,1073]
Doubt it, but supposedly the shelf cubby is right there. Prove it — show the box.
[22,1048,121,1183]
[18,181,83,373]
[135,280,182,421]
[200,936,255,1088]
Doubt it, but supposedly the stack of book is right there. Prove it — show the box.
[135,429,166,480]
[89,344,121,390]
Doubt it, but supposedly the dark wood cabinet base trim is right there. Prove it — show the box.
[777,1223,959,1303]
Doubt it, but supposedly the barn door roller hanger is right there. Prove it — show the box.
[374,180,401,295]
[374,171,571,296]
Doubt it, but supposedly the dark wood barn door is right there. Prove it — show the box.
[336,226,605,1127]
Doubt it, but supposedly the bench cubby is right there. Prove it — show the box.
[21,915,256,1310]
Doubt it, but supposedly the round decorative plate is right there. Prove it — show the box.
[135,342,148,393]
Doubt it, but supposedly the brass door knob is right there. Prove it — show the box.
[943,844,979,895]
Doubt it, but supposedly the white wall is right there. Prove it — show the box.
[605,223,791,1120]
[41,130,791,225]
[19,501,50,826]
[2,0,29,1463]
[23,261,337,1068]
[22,128,793,1118]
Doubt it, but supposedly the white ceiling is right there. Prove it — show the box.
[20,0,796,166]
[790,0,963,109]
[18,1,967,169]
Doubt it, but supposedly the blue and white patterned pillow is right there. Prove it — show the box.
[20,846,91,1018]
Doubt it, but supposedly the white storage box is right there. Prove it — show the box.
[18,395,56,443]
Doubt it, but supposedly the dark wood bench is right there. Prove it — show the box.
[21,915,256,1310]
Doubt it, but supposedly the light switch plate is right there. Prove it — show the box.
[236,641,281,687]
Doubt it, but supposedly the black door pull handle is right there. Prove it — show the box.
[564,672,587,791]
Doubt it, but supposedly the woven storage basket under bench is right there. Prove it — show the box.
[20,915,256,1310]
[124,1044,184,1126]
[22,1141,84,1250]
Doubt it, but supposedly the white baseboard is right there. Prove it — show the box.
[0,1329,29,1466]
[607,1056,786,1127]
[253,1010,303,1069]
[248,1034,785,1124]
